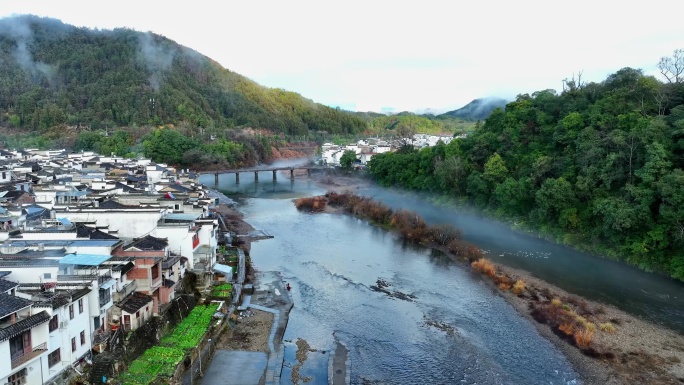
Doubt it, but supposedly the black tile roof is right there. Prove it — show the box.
[126,175,146,183]
[164,184,191,192]
[0,310,50,342]
[115,182,141,193]
[113,261,135,276]
[96,200,133,209]
[118,292,152,314]
[76,225,90,238]
[70,287,91,301]
[162,256,181,269]
[125,235,168,251]
[163,279,175,288]
[20,162,41,172]
[0,293,32,318]
[3,190,30,199]
[33,294,70,309]
[90,229,119,240]
[0,279,18,293]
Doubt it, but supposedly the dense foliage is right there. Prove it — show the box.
[366,112,475,137]
[438,97,509,121]
[0,16,366,135]
[368,65,684,281]
[71,127,277,169]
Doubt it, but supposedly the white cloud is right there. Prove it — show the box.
[2,0,683,113]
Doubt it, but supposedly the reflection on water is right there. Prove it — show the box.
[240,199,579,384]
[201,172,684,334]
[356,186,684,333]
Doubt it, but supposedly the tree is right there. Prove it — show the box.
[142,128,198,166]
[483,153,508,185]
[339,150,357,170]
[430,224,462,246]
[396,122,417,148]
[658,49,684,83]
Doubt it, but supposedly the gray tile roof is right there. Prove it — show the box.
[124,235,168,251]
[0,310,50,341]
[0,293,32,318]
[118,292,152,314]
[162,256,181,269]
[0,279,18,293]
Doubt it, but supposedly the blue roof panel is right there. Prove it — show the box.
[60,253,111,265]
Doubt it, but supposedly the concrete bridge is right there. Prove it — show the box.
[199,166,328,184]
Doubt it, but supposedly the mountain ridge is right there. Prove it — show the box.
[0,15,366,135]
[438,97,508,121]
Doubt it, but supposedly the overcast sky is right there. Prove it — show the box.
[2,0,683,114]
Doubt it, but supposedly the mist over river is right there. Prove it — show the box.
[203,169,684,334]
[241,198,579,384]
[201,168,684,383]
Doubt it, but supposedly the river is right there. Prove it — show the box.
[204,171,592,384]
[204,169,684,334]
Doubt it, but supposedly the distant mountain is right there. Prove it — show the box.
[439,97,508,121]
[0,15,366,135]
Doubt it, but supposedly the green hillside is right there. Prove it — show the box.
[367,62,684,281]
[366,112,475,137]
[439,97,508,121]
[0,15,366,136]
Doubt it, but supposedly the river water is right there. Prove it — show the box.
[205,171,588,384]
[203,166,684,383]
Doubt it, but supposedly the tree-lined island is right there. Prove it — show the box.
[0,14,683,385]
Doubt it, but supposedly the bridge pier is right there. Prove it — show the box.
[235,172,240,184]
[214,173,219,185]
[273,170,277,182]
[307,169,311,178]
[254,171,259,183]
[290,169,295,179]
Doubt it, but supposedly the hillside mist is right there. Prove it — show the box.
[0,15,366,136]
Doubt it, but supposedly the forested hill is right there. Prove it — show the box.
[367,63,684,281]
[0,15,366,135]
[439,97,508,121]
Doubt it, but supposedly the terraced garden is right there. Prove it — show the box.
[210,283,233,298]
[117,303,221,384]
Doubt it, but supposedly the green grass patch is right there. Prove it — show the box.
[118,304,220,383]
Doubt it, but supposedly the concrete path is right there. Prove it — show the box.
[329,340,350,385]
[199,351,268,385]
[198,271,293,385]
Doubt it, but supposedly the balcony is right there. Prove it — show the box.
[114,280,138,302]
[58,274,98,282]
[150,275,162,291]
[98,272,113,285]
[11,342,47,369]
[99,294,112,308]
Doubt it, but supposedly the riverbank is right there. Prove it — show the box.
[294,186,684,385]
[213,172,684,384]
[501,266,684,385]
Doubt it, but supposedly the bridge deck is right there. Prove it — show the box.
[199,166,327,175]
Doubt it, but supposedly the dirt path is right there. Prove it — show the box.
[216,309,274,352]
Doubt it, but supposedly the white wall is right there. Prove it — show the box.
[2,266,59,284]
[0,357,42,385]
[19,232,78,241]
[59,211,163,239]
[43,295,91,382]
[64,245,116,256]
[0,340,10,379]
[0,322,48,384]
[155,226,194,268]
[122,302,152,331]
